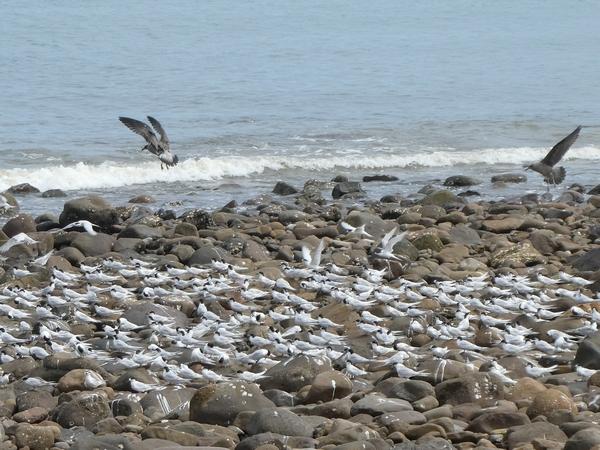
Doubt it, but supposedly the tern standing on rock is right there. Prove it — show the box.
[119,116,179,169]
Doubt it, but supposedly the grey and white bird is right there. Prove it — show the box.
[526,126,581,185]
[119,116,179,169]
[61,220,99,235]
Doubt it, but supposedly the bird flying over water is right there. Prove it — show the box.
[527,126,582,185]
[119,116,179,169]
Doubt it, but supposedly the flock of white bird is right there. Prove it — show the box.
[0,220,598,392]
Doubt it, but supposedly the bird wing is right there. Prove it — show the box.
[383,231,407,253]
[311,238,326,268]
[380,226,398,249]
[540,126,582,167]
[340,221,354,232]
[302,245,312,266]
[147,116,170,147]
[119,117,161,154]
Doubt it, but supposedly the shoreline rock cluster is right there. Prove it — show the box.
[0,174,600,450]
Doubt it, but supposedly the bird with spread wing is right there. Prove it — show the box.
[119,116,179,169]
[527,126,582,185]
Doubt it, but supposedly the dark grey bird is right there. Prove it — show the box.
[526,126,582,185]
[119,116,179,169]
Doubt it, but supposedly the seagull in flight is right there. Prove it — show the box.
[119,116,179,169]
[526,126,581,185]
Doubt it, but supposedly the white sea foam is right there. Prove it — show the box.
[1,146,599,192]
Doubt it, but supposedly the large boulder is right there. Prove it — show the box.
[179,209,215,229]
[435,373,504,406]
[51,392,111,429]
[272,181,299,196]
[526,389,576,418]
[343,211,389,239]
[71,232,115,257]
[572,248,600,272]
[304,370,353,404]
[575,332,600,369]
[246,407,314,437]
[189,381,275,426]
[443,175,481,187]
[421,190,459,207]
[491,173,527,183]
[489,241,545,268]
[564,427,600,450]
[7,183,40,194]
[332,182,364,199]
[506,422,567,450]
[2,213,36,237]
[59,196,120,230]
[259,354,332,393]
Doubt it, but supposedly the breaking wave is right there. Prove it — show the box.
[1,146,599,192]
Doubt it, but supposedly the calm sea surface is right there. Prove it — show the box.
[2,1,600,215]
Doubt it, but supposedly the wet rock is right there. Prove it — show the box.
[51,392,111,429]
[246,407,314,437]
[189,381,275,426]
[421,190,459,207]
[179,209,215,229]
[71,232,115,256]
[443,176,481,187]
[572,248,600,272]
[527,389,576,419]
[350,394,413,416]
[272,181,299,196]
[128,194,155,203]
[435,373,504,406]
[332,181,364,199]
[277,209,309,225]
[2,213,36,237]
[363,175,399,182]
[237,432,317,450]
[41,189,67,198]
[491,173,527,183]
[318,420,381,446]
[260,354,332,393]
[59,195,120,230]
[8,183,40,194]
[304,370,353,403]
[111,398,143,417]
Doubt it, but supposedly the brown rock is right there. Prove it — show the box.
[526,389,576,419]
[304,370,353,403]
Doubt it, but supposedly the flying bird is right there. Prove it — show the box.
[119,116,179,169]
[527,126,582,185]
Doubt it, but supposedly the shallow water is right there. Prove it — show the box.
[2,1,600,215]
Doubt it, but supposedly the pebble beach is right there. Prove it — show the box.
[1,173,600,450]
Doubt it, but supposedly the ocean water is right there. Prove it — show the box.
[2,1,600,216]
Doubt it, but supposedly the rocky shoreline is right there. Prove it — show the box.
[1,174,600,450]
